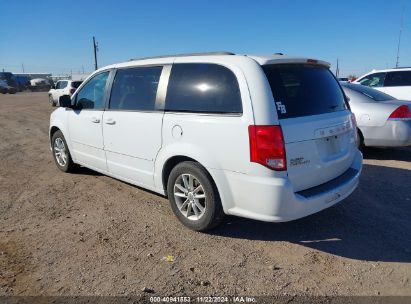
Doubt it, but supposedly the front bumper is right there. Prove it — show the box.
[214,150,362,222]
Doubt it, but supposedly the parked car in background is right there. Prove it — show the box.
[341,83,411,148]
[15,75,31,91]
[49,80,83,106]
[0,72,19,92]
[353,68,411,100]
[48,80,82,106]
[0,79,17,94]
[338,77,349,82]
[49,52,362,231]
[29,78,52,92]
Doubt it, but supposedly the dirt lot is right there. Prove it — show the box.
[0,92,410,297]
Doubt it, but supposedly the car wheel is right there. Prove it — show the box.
[357,129,365,150]
[167,161,224,231]
[51,130,77,172]
[49,95,55,106]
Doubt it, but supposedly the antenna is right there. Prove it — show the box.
[396,6,405,68]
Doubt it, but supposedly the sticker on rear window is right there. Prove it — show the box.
[276,101,287,114]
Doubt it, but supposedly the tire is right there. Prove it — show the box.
[49,95,55,106]
[167,161,224,231]
[357,129,365,151]
[51,130,77,172]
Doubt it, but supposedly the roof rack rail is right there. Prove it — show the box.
[129,51,235,61]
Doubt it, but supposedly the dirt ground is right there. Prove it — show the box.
[0,92,410,297]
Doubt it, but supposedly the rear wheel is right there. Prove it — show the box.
[167,161,224,231]
[51,130,77,172]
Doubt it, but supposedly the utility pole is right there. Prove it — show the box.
[396,6,405,68]
[93,36,99,71]
[336,58,340,78]
[22,63,25,73]
[82,65,85,74]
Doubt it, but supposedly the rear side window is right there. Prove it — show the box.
[72,81,82,88]
[384,71,411,87]
[165,63,242,114]
[109,66,162,111]
[358,73,386,87]
[263,64,347,119]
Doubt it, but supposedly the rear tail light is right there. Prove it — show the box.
[69,88,76,95]
[248,125,286,171]
[350,113,358,143]
[388,105,411,120]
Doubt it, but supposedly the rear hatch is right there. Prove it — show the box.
[263,63,357,192]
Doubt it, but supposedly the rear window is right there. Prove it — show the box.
[263,64,347,119]
[72,81,82,88]
[343,83,394,101]
[165,63,242,114]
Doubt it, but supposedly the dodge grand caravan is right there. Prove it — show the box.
[49,52,362,231]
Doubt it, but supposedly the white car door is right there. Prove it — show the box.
[68,71,111,172]
[50,81,61,102]
[102,65,166,188]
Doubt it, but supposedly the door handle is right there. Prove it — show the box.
[105,118,116,125]
[91,117,100,123]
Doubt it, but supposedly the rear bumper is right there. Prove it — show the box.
[217,150,362,222]
[362,121,411,147]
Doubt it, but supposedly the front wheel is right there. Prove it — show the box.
[167,161,224,231]
[49,95,55,106]
[51,130,77,172]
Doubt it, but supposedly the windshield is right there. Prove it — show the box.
[263,64,347,119]
[343,83,394,101]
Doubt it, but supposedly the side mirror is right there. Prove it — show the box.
[59,95,72,108]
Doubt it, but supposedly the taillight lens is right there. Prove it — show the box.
[388,105,411,120]
[248,125,287,171]
[69,88,76,95]
[350,113,358,143]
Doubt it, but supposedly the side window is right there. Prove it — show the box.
[109,66,162,111]
[60,81,68,89]
[358,73,386,87]
[384,71,411,87]
[55,81,61,89]
[75,71,109,110]
[165,63,242,114]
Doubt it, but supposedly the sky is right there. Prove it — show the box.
[0,0,410,77]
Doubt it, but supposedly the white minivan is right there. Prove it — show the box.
[49,52,362,231]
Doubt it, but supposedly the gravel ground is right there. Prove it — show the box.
[0,92,410,297]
